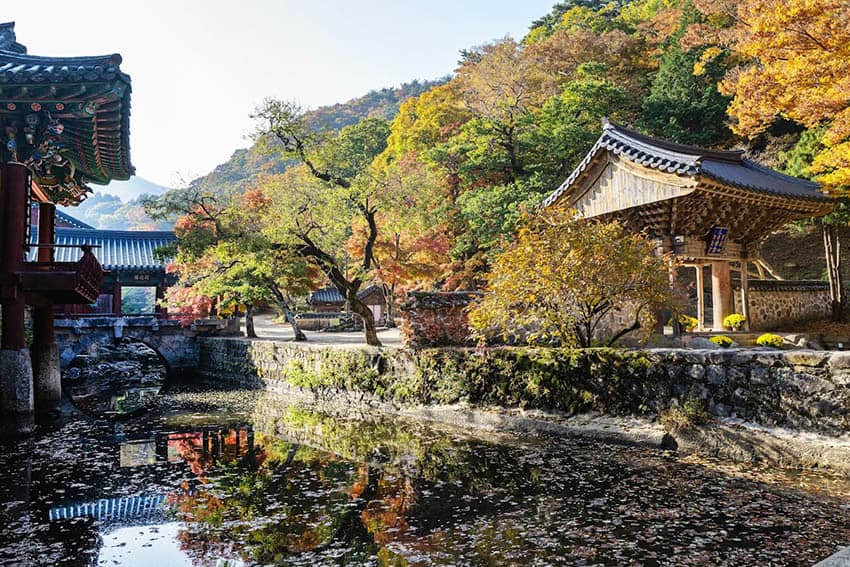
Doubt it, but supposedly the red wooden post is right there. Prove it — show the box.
[33,202,60,414]
[0,162,34,434]
[0,163,28,350]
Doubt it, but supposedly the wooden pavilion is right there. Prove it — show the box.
[544,119,837,332]
[0,22,133,432]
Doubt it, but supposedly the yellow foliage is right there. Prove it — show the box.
[468,208,673,347]
[712,0,850,192]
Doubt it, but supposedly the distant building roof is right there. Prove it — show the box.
[56,209,94,229]
[544,119,831,207]
[308,284,384,305]
[29,227,175,272]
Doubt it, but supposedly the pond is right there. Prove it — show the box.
[1,383,848,566]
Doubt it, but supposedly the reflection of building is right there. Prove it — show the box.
[49,493,167,523]
[29,205,176,315]
[49,426,257,524]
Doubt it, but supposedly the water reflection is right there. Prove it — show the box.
[1,387,849,566]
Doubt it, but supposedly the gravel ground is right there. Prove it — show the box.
[242,313,403,348]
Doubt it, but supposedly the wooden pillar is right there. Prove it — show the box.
[1,163,28,350]
[0,162,34,434]
[695,264,705,331]
[33,202,60,415]
[740,260,750,331]
[36,203,55,262]
[711,261,733,331]
[112,279,122,316]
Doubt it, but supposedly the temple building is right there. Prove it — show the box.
[545,119,837,332]
[29,205,176,316]
[0,22,133,433]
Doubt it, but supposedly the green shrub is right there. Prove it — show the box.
[677,314,698,332]
[660,397,710,432]
[722,313,746,331]
[709,335,734,348]
[756,333,784,348]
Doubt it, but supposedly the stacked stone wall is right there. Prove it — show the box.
[399,292,481,348]
[198,338,850,436]
[735,286,830,330]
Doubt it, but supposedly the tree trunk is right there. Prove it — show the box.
[823,223,845,321]
[269,287,306,341]
[282,304,306,341]
[348,292,382,347]
[382,283,396,328]
[245,304,257,338]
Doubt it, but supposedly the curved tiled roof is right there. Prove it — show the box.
[55,209,94,229]
[0,22,133,189]
[544,119,831,207]
[29,227,175,271]
[308,284,383,304]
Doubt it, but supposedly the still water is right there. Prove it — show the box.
[1,384,849,566]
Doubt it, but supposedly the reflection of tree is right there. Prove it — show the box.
[170,407,551,565]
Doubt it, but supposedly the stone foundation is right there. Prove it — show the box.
[32,342,61,414]
[399,291,481,348]
[0,349,34,435]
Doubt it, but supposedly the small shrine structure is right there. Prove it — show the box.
[544,119,837,332]
[0,22,133,433]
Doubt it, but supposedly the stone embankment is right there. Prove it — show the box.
[198,338,850,472]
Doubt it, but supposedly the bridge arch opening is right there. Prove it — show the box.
[62,338,168,418]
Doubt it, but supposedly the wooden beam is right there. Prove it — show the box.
[695,264,705,331]
[740,261,750,331]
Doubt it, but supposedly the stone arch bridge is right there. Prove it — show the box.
[53,316,207,378]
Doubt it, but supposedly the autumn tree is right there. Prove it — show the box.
[253,101,392,346]
[469,209,672,347]
[348,155,451,323]
[144,185,314,339]
[691,0,850,318]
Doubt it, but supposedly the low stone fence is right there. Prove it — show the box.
[735,280,831,330]
[198,338,850,436]
[399,291,481,348]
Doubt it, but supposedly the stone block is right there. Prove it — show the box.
[727,366,747,383]
[705,365,726,385]
[828,351,850,370]
[783,351,830,367]
[686,364,705,380]
[749,366,771,385]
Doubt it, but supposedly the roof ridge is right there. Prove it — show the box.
[0,22,26,54]
[603,118,743,163]
[741,158,819,187]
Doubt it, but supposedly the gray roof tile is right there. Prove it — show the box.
[29,227,175,271]
[544,119,831,207]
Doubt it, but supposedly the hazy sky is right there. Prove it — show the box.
[5,1,554,188]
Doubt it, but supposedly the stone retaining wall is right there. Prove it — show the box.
[198,338,850,436]
[735,282,831,330]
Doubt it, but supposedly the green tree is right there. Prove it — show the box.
[640,46,731,146]
[253,100,392,346]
